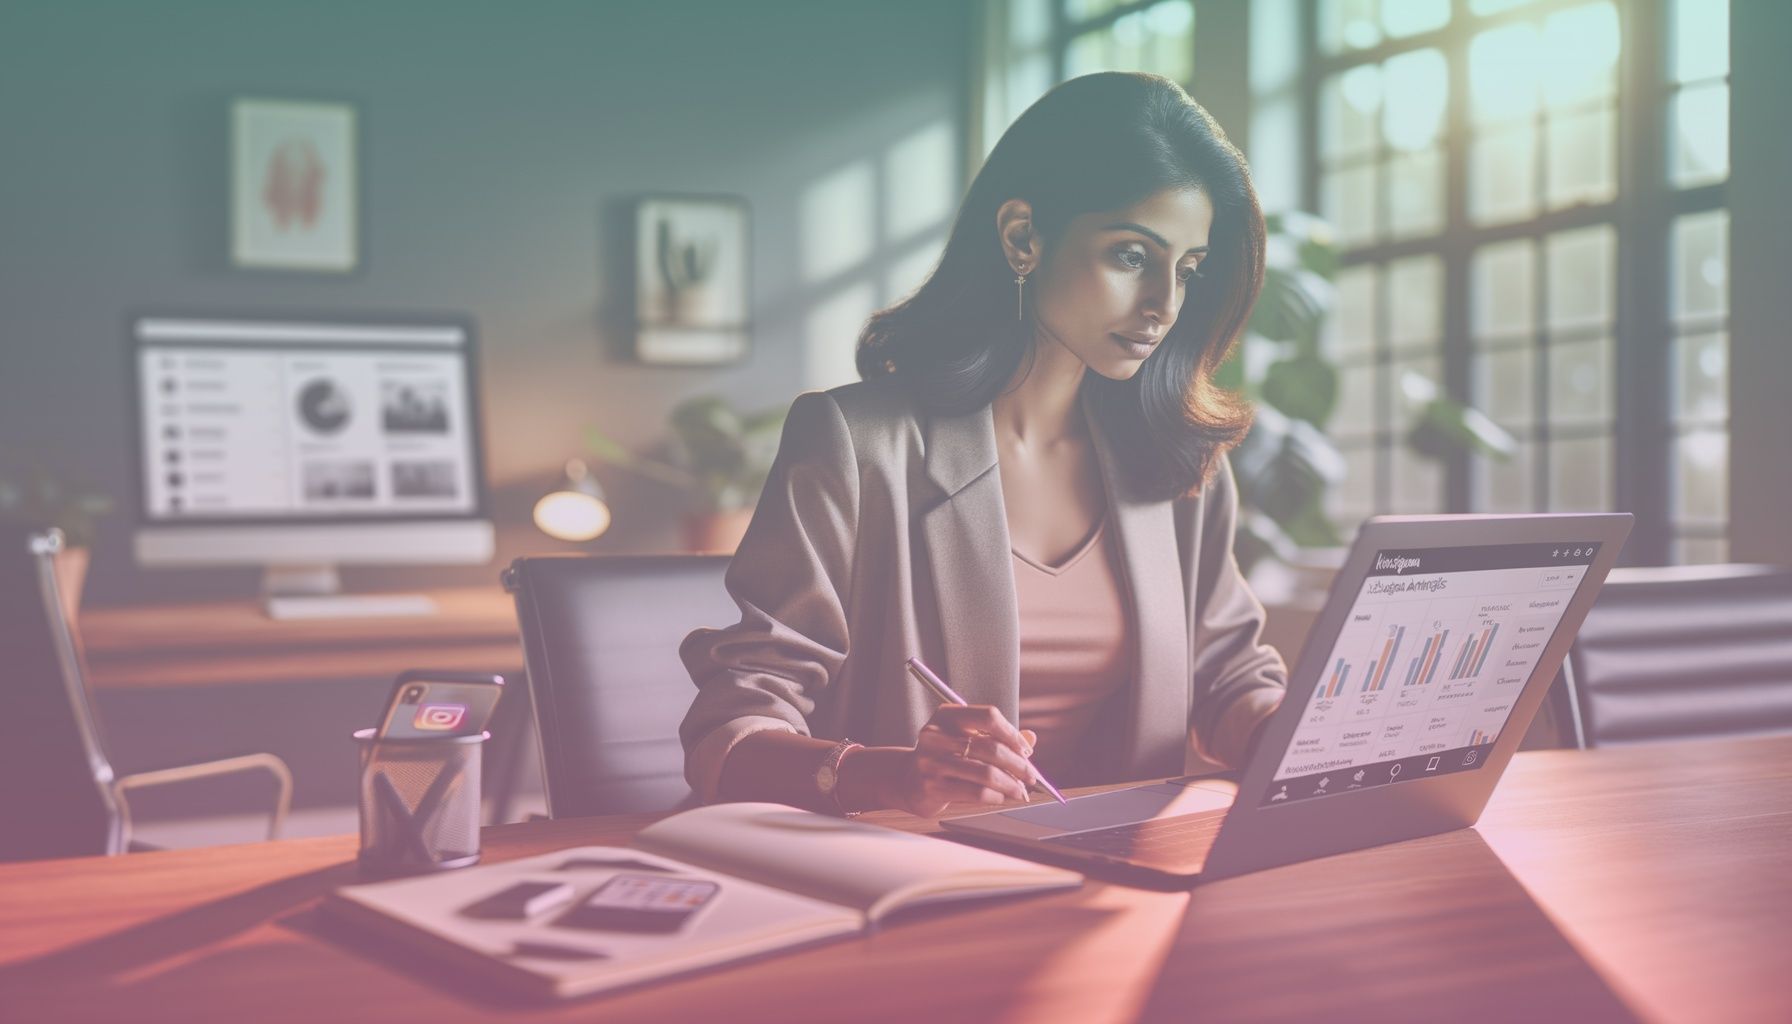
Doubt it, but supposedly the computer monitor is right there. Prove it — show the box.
[130,314,495,618]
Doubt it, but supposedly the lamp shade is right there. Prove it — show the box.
[533,459,611,542]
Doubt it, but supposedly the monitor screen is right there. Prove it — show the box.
[1260,542,1602,807]
[133,317,483,524]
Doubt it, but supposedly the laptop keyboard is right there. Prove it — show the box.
[1043,810,1226,865]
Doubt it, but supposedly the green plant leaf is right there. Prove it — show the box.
[1260,352,1339,427]
[1407,397,1518,461]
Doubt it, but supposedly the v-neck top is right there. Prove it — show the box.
[1011,516,1131,787]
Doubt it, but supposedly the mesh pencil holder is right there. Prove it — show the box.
[353,727,486,877]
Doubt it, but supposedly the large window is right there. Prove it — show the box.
[1306,0,1730,564]
[975,0,1727,564]
[976,0,1199,159]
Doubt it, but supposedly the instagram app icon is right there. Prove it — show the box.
[413,703,467,732]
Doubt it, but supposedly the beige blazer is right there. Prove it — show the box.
[679,378,1287,802]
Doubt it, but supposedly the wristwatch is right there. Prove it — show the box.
[815,737,863,814]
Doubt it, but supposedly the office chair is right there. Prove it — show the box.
[503,554,733,819]
[1555,564,1792,748]
[0,525,292,862]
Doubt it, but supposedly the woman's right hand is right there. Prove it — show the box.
[872,705,1040,818]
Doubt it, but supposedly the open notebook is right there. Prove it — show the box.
[324,802,1083,1000]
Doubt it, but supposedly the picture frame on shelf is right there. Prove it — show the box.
[634,195,750,365]
[230,97,360,273]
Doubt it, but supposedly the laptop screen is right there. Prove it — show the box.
[1260,542,1601,808]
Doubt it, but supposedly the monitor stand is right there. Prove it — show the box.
[261,565,438,620]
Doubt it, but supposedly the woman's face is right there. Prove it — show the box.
[1027,187,1215,381]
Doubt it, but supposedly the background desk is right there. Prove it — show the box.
[1,735,1787,1024]
[79,586,521,690]
[75,587,534,831]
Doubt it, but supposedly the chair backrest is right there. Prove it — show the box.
[1565,564,1792,747]
[503,554,733,818]
[0,525,125,860]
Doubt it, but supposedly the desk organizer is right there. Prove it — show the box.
[352,727,487,876]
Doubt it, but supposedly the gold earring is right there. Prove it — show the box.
[1014,267,1028,321]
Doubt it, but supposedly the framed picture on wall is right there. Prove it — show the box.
[634,195,750,365]
[230,98,359,272]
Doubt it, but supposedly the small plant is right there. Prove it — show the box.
[1221,212,1514,572]
[0,468,113,547]
[586,394,787,514]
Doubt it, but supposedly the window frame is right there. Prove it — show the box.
[1296,0,1728,566]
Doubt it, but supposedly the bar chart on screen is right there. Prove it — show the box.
[1283,553,1582,779]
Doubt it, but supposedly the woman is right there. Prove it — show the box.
[680,72,1286,818]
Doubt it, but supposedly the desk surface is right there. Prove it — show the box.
[1,735,1787,1024]
[79,586,521,688]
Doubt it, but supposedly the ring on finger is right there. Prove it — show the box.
[959,735,974,759]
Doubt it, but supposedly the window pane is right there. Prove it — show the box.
[1336,362,1379,439]
[1326,265,1379,358]
[1140,1,1196,83]
[1079,3,1196,84]
[1387,147,1444,238]
[1670,83,1730,187]
[1673,429,1728,523]
[1540,4,1620,110]
[1322,163,1379,247]
[1064,0,1122,22]
[1670,209,1730,325]
[1476,439,1535,513]
[1673,331,1729,425]
[1475,344,1535,426]
[1548,337,1613,426]
[1010,0,1052,46]
[1470,0,1535,14]
[1382,0,1448,38]
[1382,49,1447,152]
[1320,0,1380,55]
[1671,0,1729,83]
[1470,126,1539,225]
[1549,434,1612,512]
[1545,226,1615,331]
[1390,440,1445,513]
[1671,535,1729,565]
[1387,256,1442,347]
[1545,104,1616,208]
[1001,53,1053,135]
[1331,443,1378,525]
[1471,240,1535,339]
[1321,66,1382,160]
[1469,23,1540,126]
[1064,29,1113,77]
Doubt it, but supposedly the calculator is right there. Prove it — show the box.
[555,874,720,934]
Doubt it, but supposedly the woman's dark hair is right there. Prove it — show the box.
[855,72,1265,499]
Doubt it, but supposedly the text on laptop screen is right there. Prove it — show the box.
[136,321,477,520]
[1261,543,1600,807]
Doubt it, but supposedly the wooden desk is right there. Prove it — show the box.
[1,736,1787,1024]
[78,586,522,688]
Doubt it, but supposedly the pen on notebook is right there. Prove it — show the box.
[904,656,1068,805]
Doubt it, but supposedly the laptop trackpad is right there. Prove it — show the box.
[996,783,1236,834]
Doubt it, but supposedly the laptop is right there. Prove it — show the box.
[942,513,1634,887]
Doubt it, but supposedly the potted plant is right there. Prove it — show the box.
[586,394,787,554]
[1221,212,1514,581]
[0,468,113,618]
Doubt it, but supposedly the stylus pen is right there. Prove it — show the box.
[904,656,1068,805]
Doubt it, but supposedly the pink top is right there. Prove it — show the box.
[1012,516,1130,787]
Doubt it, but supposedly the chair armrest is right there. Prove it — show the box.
[112,752,294,844]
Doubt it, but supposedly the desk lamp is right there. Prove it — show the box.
[532,459,612,542]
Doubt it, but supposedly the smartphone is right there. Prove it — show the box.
[460,881,577,920]
[554,874,720,934]
[373,670,505,740]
